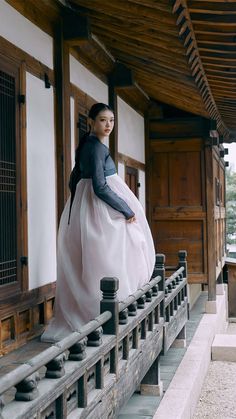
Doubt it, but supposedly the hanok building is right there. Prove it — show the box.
[0,0,235,407]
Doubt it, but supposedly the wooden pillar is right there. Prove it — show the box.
[54,20,71,222]
[108,83,118,167]
[205,145,216,302]
[140,356,163,396]
[108,62,135,168]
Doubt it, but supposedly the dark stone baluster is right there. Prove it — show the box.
[154,305,160,324]
[128,301,137,316]
[100,277,119,335]
[119,308,128,324]
[56,393,67,418]
[178,250,188,278]
[178,291,181,306]
[175,275,180,285]
[132,326,139,349]
[78,372,87,408]
[174,296,178,310]
[123,335,129,360]
[110,346,117,374]
[69,337,87,361]
[96,358,104,389]
[154,254,165,319]
[170,300,174,316]
[148,311,154,331]
[46,353,66,378]
[15,372,40,401]
[152,284,158,296]
[165,306,170,322]
[0,396,4,419]
[87,326,103,347]
[145,289,153,302]
[184,283,188,298]
[137,294,146,309]
[141,318,147,339]
[100,277,119,376]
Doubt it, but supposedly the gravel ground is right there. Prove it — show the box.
[194,324,236,419]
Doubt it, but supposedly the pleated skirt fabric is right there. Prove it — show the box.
[41,174,155,342]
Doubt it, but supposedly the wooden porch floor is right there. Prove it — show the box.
[0,292,207,415]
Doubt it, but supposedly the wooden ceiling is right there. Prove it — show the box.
[67,0,236,142]
[8,0,236,141]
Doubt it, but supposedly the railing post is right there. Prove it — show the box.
[15,372,40,401]
[0,396,4,419]
[69,337,87,361]
[155,254,165,318]
[178,250,189,316]
[46,353,66,379]
[178,250,188,278]
[100,277,119,335]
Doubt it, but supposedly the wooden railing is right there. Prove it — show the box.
[0,251,188,419]
[163,251,188,353]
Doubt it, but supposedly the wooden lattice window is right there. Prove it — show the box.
[78,113,88,143]
[0,63,20,294]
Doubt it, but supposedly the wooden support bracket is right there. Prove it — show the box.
[63,8,91,44]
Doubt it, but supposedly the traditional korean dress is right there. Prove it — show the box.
[41,135,155,342]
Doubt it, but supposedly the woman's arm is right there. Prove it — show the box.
[90,143,135,220]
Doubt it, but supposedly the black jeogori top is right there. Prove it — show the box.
[69,135,135,221]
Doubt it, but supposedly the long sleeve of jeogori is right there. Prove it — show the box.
[90,143,135,219]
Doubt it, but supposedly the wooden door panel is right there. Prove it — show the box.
[152,219,205,274]
[150,153,169,207]
[169,152,202,206]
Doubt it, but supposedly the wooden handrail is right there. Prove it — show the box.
[0,311,111,396]
[0,251,189,419]
[119,276,161,312]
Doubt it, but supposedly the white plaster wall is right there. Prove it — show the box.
[117,97,145,164]
[0,1,53,69]
[118,162,125,181]
[26,73,57,290]
[70,96,75,167]
[70,55,108,104]
[138,170,146,211]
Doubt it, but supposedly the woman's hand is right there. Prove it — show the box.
[127,216,136,223]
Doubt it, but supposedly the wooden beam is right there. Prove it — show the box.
[109,62,134,88]
[188,1,236,13]
[63,8,91,45]
[118,153,145,172]
[54,21,71,220]
[149,117,212,139]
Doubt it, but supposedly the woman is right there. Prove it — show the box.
[41,103,155,342]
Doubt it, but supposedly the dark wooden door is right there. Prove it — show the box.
[125,166,138,197]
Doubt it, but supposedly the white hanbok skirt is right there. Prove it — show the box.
[41,174,155,342]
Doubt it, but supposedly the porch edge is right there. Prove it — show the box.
[152,286,228,419]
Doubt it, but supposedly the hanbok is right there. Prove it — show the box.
[41,136,155,342]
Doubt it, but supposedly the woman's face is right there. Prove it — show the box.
[91,109,114,141]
